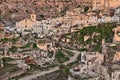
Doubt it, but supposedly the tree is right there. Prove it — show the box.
[84,6,89,12]
[9,46,18,53]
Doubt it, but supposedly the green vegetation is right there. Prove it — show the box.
[33,43,38,49]
[9,46,18,53]
[63,49,74,57]
[39,64,58,71]
[60,7,68,16]
[11,38,19,44]
[84,6,89,12]
[20,42,38,49]
[65,23,116,52]
[29,64,41,70]
[55,50,69,63]
[67,61,78,67]
[1,38,9,43]
[1,37,19,44]
[20,42,33,49]
[79,48,87,51]
[92,43,101,52]
[48,52,54,58]
[73,23,115,43]
[2,57,14,63]
[39,14,45,20]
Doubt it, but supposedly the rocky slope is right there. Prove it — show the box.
[0,0,92,25]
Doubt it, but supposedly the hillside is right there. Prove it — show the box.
[0,0,92,25]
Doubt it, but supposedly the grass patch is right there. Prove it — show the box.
[55,50,69,63]
[64,23,116,52]
[20,42,33,49]
[9,46,18,53]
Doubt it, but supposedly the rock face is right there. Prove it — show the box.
[0,0,92,24]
